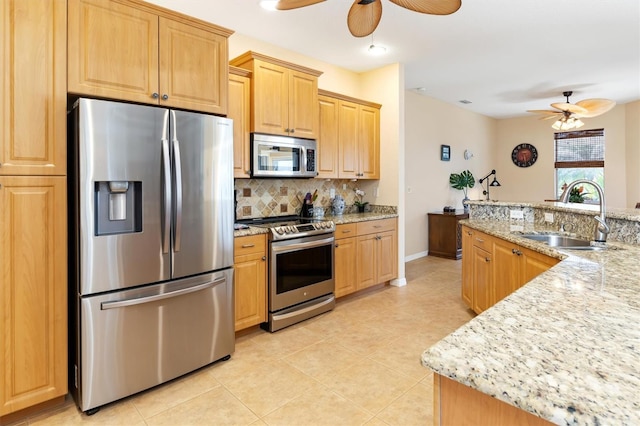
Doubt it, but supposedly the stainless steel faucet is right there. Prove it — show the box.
[559,179,610,242]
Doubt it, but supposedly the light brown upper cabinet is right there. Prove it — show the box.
[229,66,251,178]
[230,52,322,139]
[318,90,381,180]
[68,0,232,115]
[0,0,66,176]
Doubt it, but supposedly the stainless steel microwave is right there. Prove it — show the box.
[251,133,317,178]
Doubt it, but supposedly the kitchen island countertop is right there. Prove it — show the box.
[422,219,640,425]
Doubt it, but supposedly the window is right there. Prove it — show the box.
[554,129,604,203]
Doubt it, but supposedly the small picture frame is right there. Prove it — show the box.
[441,144,450,161]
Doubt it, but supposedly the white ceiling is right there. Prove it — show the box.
[146,0,640,119]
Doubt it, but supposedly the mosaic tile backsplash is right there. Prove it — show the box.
[234,178,385,219]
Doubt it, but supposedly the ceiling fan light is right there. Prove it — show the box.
[259,0,278,11]
[368,44,386,55]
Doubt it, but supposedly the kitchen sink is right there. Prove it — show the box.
[520,234,591,247]
[518,234,613,251]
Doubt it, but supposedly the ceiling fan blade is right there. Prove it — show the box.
[550,102,588,115]
[388,0,461,15]
[347,0,383,37]
[275,0,325,10]
[575,98,616,118]
[527,110,563,121]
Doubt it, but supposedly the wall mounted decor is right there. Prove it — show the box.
[511,143,538,167]
[441,145,450,161]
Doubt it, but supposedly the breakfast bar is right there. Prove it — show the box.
[422,202,640,425]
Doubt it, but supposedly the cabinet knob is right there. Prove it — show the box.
[335,243,339,248]
[152,92,159,99]
[162,94,169,100]
[262,256,266,261]
[511,248,522,256]
[284,128,290,133]
[485,257,490,262]
[290,129,295,133]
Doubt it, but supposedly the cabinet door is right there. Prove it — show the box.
[68,0,159,104]
[335,236,357,297]
[288,69,318,139]
[0,177,67,415]
[461,227,474,309]
[338,101,358,178]
[492,237,520,305]
[472,246,492,314]
[317,95,339,179]
[356,234,377,289]
[0,0,66,176]
[229,73,251,178]
[376,230,397,283]
[358,105,380,179]
[158,17,228,115]
[252,60,289,135]
[234,253,266,331]
[520,247,559,286]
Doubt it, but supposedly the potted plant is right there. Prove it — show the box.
[353,188,368,213]
[449,170,475,210]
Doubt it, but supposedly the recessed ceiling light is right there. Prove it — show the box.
[459,100,472,104]
[259,0,278,11]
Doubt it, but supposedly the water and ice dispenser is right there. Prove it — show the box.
[94,181,142,235]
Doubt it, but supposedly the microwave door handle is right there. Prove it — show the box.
[301,147,307,172]
[161,111,171,254]
[171,110,183,252]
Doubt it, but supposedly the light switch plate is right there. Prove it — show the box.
[544,212,554,223]
[510,210,524,220]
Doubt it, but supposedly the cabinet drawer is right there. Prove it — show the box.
[335,223,357,239]
[470,230,491,251]
[357,218,396,235]
[234,234,266,258]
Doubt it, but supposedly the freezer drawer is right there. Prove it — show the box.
[74,269,234,412]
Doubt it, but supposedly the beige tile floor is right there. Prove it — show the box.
[21,256,475,426]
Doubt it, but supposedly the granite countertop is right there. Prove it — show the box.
[233,212,398,238]
[421,219,640,425]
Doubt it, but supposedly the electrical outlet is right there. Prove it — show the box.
[407,187,412,193]
[374,187,379,197]
[343,184,347,190]
[330,188,335,198]
[544,212,554,223]
[510,210,524,220]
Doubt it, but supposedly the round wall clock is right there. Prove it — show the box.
[511,143,538,167]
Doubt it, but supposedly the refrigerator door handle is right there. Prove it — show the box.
[100,276,227,310]
[171,110,183,252]
[161,110,171,254]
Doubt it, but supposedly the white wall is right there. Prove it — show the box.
[404,91,496,259]
[495,103,633,208]
[625,101,640,206]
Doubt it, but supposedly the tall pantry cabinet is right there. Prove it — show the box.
[0,0,68,419]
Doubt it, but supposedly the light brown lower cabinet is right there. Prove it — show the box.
[0,177,67,418]
[433,373,553,425]
[461,225,559,314]
[335,218,398,298]
[233,234,267,331]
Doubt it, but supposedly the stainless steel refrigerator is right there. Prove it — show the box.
[68,98,235,414]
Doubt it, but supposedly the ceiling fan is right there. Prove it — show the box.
[272,0,462,37]
[527,91,616,130]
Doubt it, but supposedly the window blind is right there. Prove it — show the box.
[554,128,604,168]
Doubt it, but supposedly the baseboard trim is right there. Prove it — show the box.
[405,251,428,262]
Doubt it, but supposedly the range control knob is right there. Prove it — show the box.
[275,227,284,235]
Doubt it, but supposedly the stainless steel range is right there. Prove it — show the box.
[237,215,335,331]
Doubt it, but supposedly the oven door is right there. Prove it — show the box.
[269,233,334,312]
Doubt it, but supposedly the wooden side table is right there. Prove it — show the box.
[428,211,469,259]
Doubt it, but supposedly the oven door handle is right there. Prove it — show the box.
[271,236,335,253]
